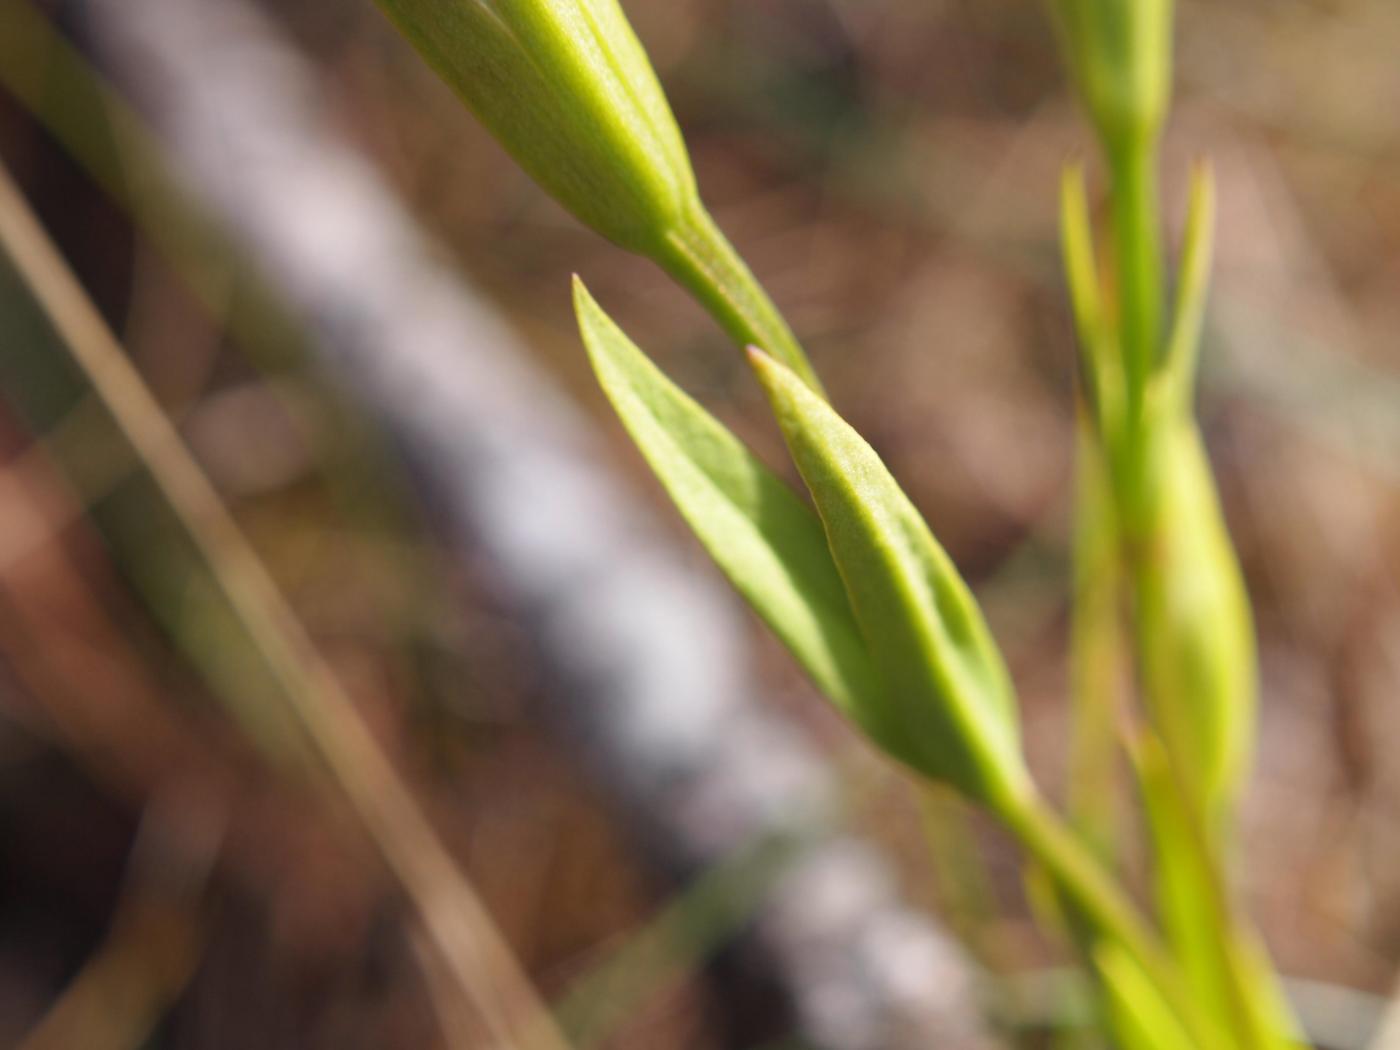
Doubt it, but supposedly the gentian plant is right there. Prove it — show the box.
[375,0,1300,1045]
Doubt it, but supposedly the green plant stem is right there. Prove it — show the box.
[1067,413,1123,863]
[1112,452,1278,1050]
[1134,727,1300,1050]
[657,204,826,396]
[1108,136,1163,424]
[1002,791,1225,1050]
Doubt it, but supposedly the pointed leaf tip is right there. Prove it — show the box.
[1158,162,1217,410]
[745,351,1030,810]
[573,291,880,714]
[572,273,596,314]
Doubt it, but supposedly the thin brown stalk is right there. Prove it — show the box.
[0,159,571,1050]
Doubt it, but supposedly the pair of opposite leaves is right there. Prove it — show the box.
[573,279,1031,816]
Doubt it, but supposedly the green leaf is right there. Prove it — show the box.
[1067,412,1124,864]
[1050,0,1173,149]
[1160,163,1216,409]
[573,278,877,714]
[1093,940,1197,1050]
[746,347,1029,810]
[1135,733,1235,1035]
[1134,734,1301,1050]
[1134,416,1254,814]
[375,0,697,256]
[377,0,824,392]
[1060,164,1106,365]
[1060,163,1122,432]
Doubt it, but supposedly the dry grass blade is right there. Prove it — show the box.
[0,159,571,1050]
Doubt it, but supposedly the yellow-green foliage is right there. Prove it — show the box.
[1050,0,1173,150]
[374,0,695,256]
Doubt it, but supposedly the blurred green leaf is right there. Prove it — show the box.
[1136,733,1234,1033]
[1049,0,1173,151]
[746,347,1028,810]
[1067,414,1123,864]
[1059,164,1127,442]
[1135,735,1302,1050]
[1134,417,1254,816]
[1060,165,1116,422]
[554,831,806,1049]
[1093,940,1196,1050]
[1160,164,1216,409]
[573,279,876,713]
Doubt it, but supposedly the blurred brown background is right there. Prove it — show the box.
[0,0,1398,1047]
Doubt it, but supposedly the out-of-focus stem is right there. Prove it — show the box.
[1067,413,1123,864]
[1001,791,1227,1050]
[1134,735,1281,1050]
[1109,136,1163,426]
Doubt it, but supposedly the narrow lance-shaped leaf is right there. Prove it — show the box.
[374,0,695,257]
[1067,412,1124,863]
[1060,165,1108,369]
[573,279,878,714]
[747,347,1030,812]
[1134,415,1255,817]
[1093,940,1197,1050]
[1060,164,1123,434]
[375,0,824,392]
[1136,164,1252,817]
[1133,732,1301,1049]
[1134,731,1235,1032]
[1159,163,1216,410]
